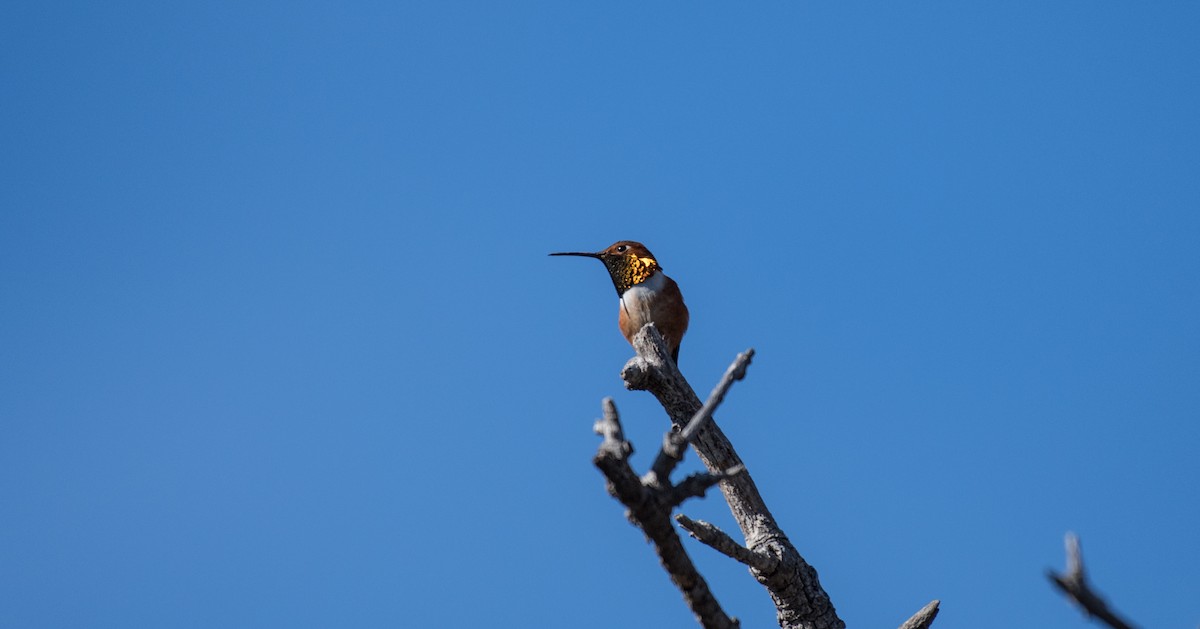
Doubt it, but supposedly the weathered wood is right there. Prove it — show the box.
[621,325,844,629]
[898,600,940,629]
[593,397,739,629]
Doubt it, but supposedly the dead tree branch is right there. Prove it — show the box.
[593,397,740,629]
[647,348,754,488]
[1047,532,1139,629]
[897,600,941,629]
[667,467,745,509]
[620,324,848,629]
[676,514,778,573]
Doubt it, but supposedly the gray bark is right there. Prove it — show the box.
[897,600,941,629]
[619,325,843,629]
[594,397,741,629]
[594,324,937,629]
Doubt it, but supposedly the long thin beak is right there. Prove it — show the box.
[548,251,602,259]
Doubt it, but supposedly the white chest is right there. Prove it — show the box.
[621,272,667,319]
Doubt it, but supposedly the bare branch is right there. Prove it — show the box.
[897,600,940,629]
[622,324,848,629]
[648,348,755,485]
[646,430,687,489]
[594,397,632,459]
[676,514,778,572]
[1047,532,1139,629]
[592,399,647,515]
[667,466,746,509]
[680,348,755,443]
[592,398,740,629]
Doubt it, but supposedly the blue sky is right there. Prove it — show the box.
[2,2,1198,627]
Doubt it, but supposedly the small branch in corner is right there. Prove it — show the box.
[1047,532,1139,629]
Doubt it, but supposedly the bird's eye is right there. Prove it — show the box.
[616,245,627,252]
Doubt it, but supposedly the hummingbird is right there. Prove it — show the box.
[550,241,689,362]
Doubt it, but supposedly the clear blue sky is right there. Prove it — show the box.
[2,3,1197,628]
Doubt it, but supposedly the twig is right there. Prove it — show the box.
[682,348,755,443]
[897,600,940,629]
[676,514,778,572]
[649,349,755,483]
[1047,532,1138,629]
[593,398,645,509]
[594,397,632,459]
[667,466,746,509]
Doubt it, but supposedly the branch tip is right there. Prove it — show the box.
[678,348,756,444]
[1048,532,1138,629]
[666,467,744,508]
[898,599,940,629]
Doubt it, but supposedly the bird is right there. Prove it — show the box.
[550,241,689,362]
